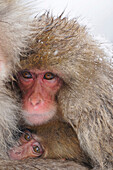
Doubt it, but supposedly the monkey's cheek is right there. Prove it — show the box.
[8,148,25,160]
[8,142,32,160]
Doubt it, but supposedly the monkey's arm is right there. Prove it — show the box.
[0,158,89,170]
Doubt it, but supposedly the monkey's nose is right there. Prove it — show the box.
[29,97,41,106]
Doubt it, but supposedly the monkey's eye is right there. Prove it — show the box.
[44,72,55,80]
[24,132,31,141]
[21,71,32,79]
[33,145,40,153]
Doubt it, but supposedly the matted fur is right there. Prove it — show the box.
[21,14,113,169]
[0,0,37,158]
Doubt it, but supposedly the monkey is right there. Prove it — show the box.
[0,1,86,169]
[8,65,93,168]
[9,119,93,168]
[0,7,112,170]
[0,1,92,169]
[9,129,44,161]
[14,13,112,170]
[0,0,37,159]
[0,1,87,169]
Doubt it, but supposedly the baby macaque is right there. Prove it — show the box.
[9,130,43,160]
[9,120,92,168]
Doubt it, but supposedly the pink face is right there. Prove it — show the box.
[17,70,62,125]
[9,130,43,160]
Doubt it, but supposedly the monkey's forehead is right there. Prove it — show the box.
[20,14,83,68]
[20,14,106,80]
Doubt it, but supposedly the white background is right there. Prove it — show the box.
[37,0,113,42]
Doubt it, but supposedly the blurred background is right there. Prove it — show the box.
[38,0,113,42]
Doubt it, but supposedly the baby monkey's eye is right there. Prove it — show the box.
[21,71,32,79]
[44,72,55,80]
[33,145,40,153]
[24,132,31,141]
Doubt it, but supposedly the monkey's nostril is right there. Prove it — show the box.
[29,98,41,106]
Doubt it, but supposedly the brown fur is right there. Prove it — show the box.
[0,158,89,170]
[0,1,92,169]
[27,119,92,168]
[20,14,113,169]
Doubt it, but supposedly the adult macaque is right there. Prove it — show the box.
[9,120,92,168]
[9,130,44,160]
[16,14,112,170]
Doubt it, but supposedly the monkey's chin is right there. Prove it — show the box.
[23,110,56,125]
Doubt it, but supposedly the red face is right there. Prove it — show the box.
[17,69,62,125]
